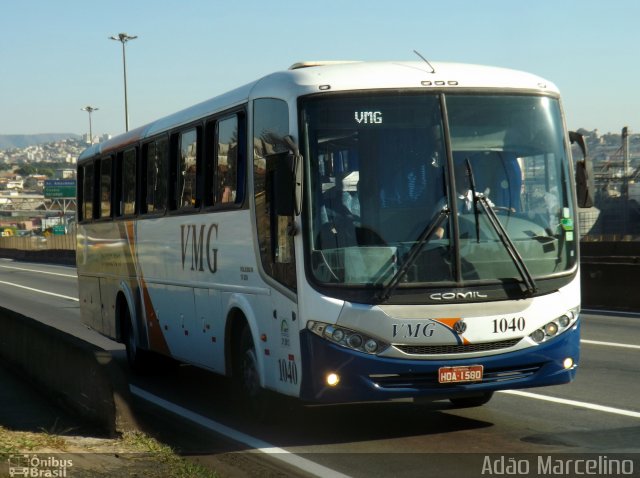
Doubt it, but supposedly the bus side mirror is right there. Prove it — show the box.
[575,160,593,208]
[273,153,296,216]
[569,131,594,208]
[283,135,303,216]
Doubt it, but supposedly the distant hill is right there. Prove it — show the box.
[0,134,80,150]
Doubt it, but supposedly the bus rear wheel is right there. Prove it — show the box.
[449,392,494,408]
[123,306,150,373]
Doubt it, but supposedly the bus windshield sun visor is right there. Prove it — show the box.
[377,206,450,301]
[465,159,537,297]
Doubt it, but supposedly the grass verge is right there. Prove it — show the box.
[0,426,220,478]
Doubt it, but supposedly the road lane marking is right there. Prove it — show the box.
[130,385,352,478]
[0,280,78,302]
[500,390,640,419]
[0,264,77,278]
[581,339,640,350]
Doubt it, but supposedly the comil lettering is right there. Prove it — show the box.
[180,224,218,273]
[354,111,382,124]
[430,291,488,301]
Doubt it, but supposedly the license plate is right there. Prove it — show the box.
[438,365,483,383]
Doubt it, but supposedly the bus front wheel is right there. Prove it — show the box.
[235,325,270,417]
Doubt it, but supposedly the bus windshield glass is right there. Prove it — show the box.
[301,93,576,288]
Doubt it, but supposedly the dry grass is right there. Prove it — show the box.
[0,426,219,477]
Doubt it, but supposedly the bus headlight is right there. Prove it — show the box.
[530,329,545,343]
[544,322,558,336]
[332,329,345,342]
[347,334,363,349]
[364,339,379,354]
[557,314,571,328]
[529,307,579,344]
[307,321,389,355]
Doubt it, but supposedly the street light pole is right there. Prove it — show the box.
[81,106,98,144]
[109,32,137,132]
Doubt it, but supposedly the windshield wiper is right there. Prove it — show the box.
[378,206,450,301]
[465,159,537,297]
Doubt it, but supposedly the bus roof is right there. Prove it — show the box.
[287,60,557,92]
[78,61,558,163]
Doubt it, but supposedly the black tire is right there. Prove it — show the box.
[239,327,261,397]
[449,392,494,408]
[235,325,271,418]
[123,306,150,373]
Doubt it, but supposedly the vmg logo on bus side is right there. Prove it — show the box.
[180,224,219,273]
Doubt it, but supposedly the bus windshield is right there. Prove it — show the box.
[301,93,577,289]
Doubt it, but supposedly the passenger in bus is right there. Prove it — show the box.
[181,164,196,207]
[220,185,234,203]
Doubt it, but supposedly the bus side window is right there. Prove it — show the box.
[99,156,113,219]
[143,138,168,214]
[177,128,198,210]
[121,148,137,216]
[253,98,296,290]
[82,163,94,221]
[217,116,238,204]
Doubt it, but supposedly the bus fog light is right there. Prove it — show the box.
[544,323,558,336]
[347,334,363,348]
[364,339,378,353]
[530,329,545,343]
[563,357,574,369]
[326,372,340,387]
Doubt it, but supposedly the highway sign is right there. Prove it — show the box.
[44,179,76,199]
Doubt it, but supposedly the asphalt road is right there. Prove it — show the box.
[0,258,117,350]
[1,259,639,477]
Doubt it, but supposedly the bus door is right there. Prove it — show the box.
[253,97,301,395]
[255,151,301,396]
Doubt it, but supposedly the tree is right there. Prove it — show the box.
[16,164,36,176]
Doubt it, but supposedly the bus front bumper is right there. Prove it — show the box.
[299,321,580,403]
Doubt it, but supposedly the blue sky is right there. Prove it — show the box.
[0,0,637,137]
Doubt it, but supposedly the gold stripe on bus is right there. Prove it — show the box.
[140,277,171,355]
[123,220,171,355]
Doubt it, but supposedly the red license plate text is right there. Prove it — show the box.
[438,365,484,383]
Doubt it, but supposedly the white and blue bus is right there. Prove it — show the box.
[77,60,588,408]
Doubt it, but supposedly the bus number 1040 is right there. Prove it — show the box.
[278,359,298,385]
[492,317,526,333]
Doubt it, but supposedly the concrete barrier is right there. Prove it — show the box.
[0,248,75,265]
[0,307,138,436]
